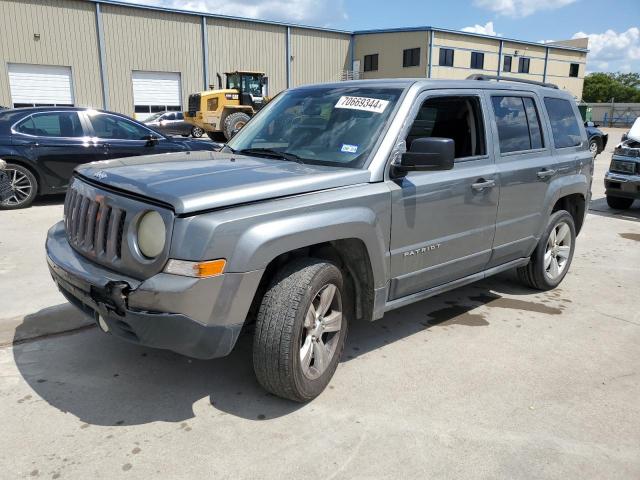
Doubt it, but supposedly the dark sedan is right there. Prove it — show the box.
[0,107,219,209]
[143,111,204,138]
[584,121,608,157]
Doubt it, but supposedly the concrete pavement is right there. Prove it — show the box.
[0,128,639,478]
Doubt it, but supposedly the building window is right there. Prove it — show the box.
[518,57,530,74]
[364,54,379,72]
[470,52,485,70]
[569,63,579,77]
[503,55,512,73]
[439,48,454,67]
[403,48,421,68]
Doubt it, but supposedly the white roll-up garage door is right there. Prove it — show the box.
[132,71,181,121]
[8,64,74,108]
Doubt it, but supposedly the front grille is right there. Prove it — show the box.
[64,187,127,261]
[187,93,201,116]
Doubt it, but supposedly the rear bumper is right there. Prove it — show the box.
[46,221,263,359]
[605,171,640,199]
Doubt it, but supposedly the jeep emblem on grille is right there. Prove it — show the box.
[93,171,107,179]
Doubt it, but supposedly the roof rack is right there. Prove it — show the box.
[466,74,559,89]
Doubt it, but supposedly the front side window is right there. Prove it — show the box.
[89,114,152,140]
[403,48,420,68]
[16,112,84,137]
[492,96,545,153]
[503,55,512,72]
[544,97,581,149]
[406,96,486,159]
[470,52,484,70]
[569,63,579,78]
[364,54,379,72]
[518,57,530,73]
[439,48,454,67]
[227,86,403,169]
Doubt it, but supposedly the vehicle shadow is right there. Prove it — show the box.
[588,197,640,223]
[12,272,560,424]
[32,194,66,207]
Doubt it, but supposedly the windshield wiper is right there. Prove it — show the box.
[237,148,305,164]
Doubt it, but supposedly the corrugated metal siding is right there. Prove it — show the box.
[0,0,102,108]
[206,18,287,94]
[290,28,350,87]
[101,4,203,116]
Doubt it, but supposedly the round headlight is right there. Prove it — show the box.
[137,211,166,258]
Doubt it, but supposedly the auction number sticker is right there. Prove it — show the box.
[335,96,389,113]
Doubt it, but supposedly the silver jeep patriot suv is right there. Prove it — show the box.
[46,77,593,401]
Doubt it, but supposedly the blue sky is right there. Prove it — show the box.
[125,0,640,73]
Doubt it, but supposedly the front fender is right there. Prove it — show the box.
[170,184,392,289]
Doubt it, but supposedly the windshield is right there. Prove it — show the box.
[227,86,403,168]
[227,73,263,97]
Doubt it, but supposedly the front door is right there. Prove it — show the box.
[86,112,162,159]
[388,92,499,300]
[12,111,103,191]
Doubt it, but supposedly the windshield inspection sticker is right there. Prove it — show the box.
[335,96,389,113]
[341,144,358,153]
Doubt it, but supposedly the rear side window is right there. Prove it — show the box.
[544,98,581,148]
[491,96,545,153]
[16,112,84,137]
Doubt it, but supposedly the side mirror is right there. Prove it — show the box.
[230,127,241,139]
[621,133,628,141]
[584,121,595,127]
[394,137,455,174]
[144,134,160,146]
[260,76,269,86]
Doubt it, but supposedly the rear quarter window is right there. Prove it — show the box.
[544,97,582,149]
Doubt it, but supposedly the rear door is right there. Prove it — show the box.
[12,111,100,191]
[485,91,556,266]
[387,90,499,300]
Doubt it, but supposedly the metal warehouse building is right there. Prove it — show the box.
[0,0,588,120]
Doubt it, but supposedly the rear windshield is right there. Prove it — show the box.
[227,86,404,168]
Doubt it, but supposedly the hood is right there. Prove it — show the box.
[76,151,371,214]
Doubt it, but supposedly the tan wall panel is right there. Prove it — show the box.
[102,4,204,116]
[207,18,286,94]
[434,32,500,53]
[290,28,350,86]
[0,0,102,108]
[354,31,428,79]
[502,42,546,59]
[547,48,586,63]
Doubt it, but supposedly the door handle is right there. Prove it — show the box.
[26,141,39,148]
[537,168,556,180]
[471,179,496,192]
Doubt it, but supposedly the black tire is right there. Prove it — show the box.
[253,258,348,402]
[588,137,601,157]
[517,210,576,291]
[0,163,38,210]
[606,195,634,210]
[206,131,226,142]
[190,126,204,138]
[223,111,251,140]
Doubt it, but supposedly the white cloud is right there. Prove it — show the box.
[472,0,577,18]
[119,0,347,26]
[573,28,640,72]
[462,21,500,36]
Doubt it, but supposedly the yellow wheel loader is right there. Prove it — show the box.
[184,71,269,141]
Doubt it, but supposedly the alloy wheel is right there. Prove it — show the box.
[589,140,598,156]
[1,167,33,207]
[544,221,572,280]
[299,283,343,380]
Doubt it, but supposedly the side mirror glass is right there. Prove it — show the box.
[394,137,455,174]
[260,76,269,86]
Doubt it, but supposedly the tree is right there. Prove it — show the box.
[582,72,640,103]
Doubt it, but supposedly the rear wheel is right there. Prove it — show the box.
[253,258,348,402]
[190,126,204,138]
[223,112,250,140]
[0,163,38,210]
[517,210,576,291]
[606,195,634,210]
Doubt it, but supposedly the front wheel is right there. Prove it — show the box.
[190,126,204,138]
[589,138,600,157]
[253,259,348,402]
[606,195,634,210]
[517,210,576,291]
[0,163,38,209]
[223,112,251,140]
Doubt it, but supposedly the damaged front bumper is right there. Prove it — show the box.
[45,221,263,359]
